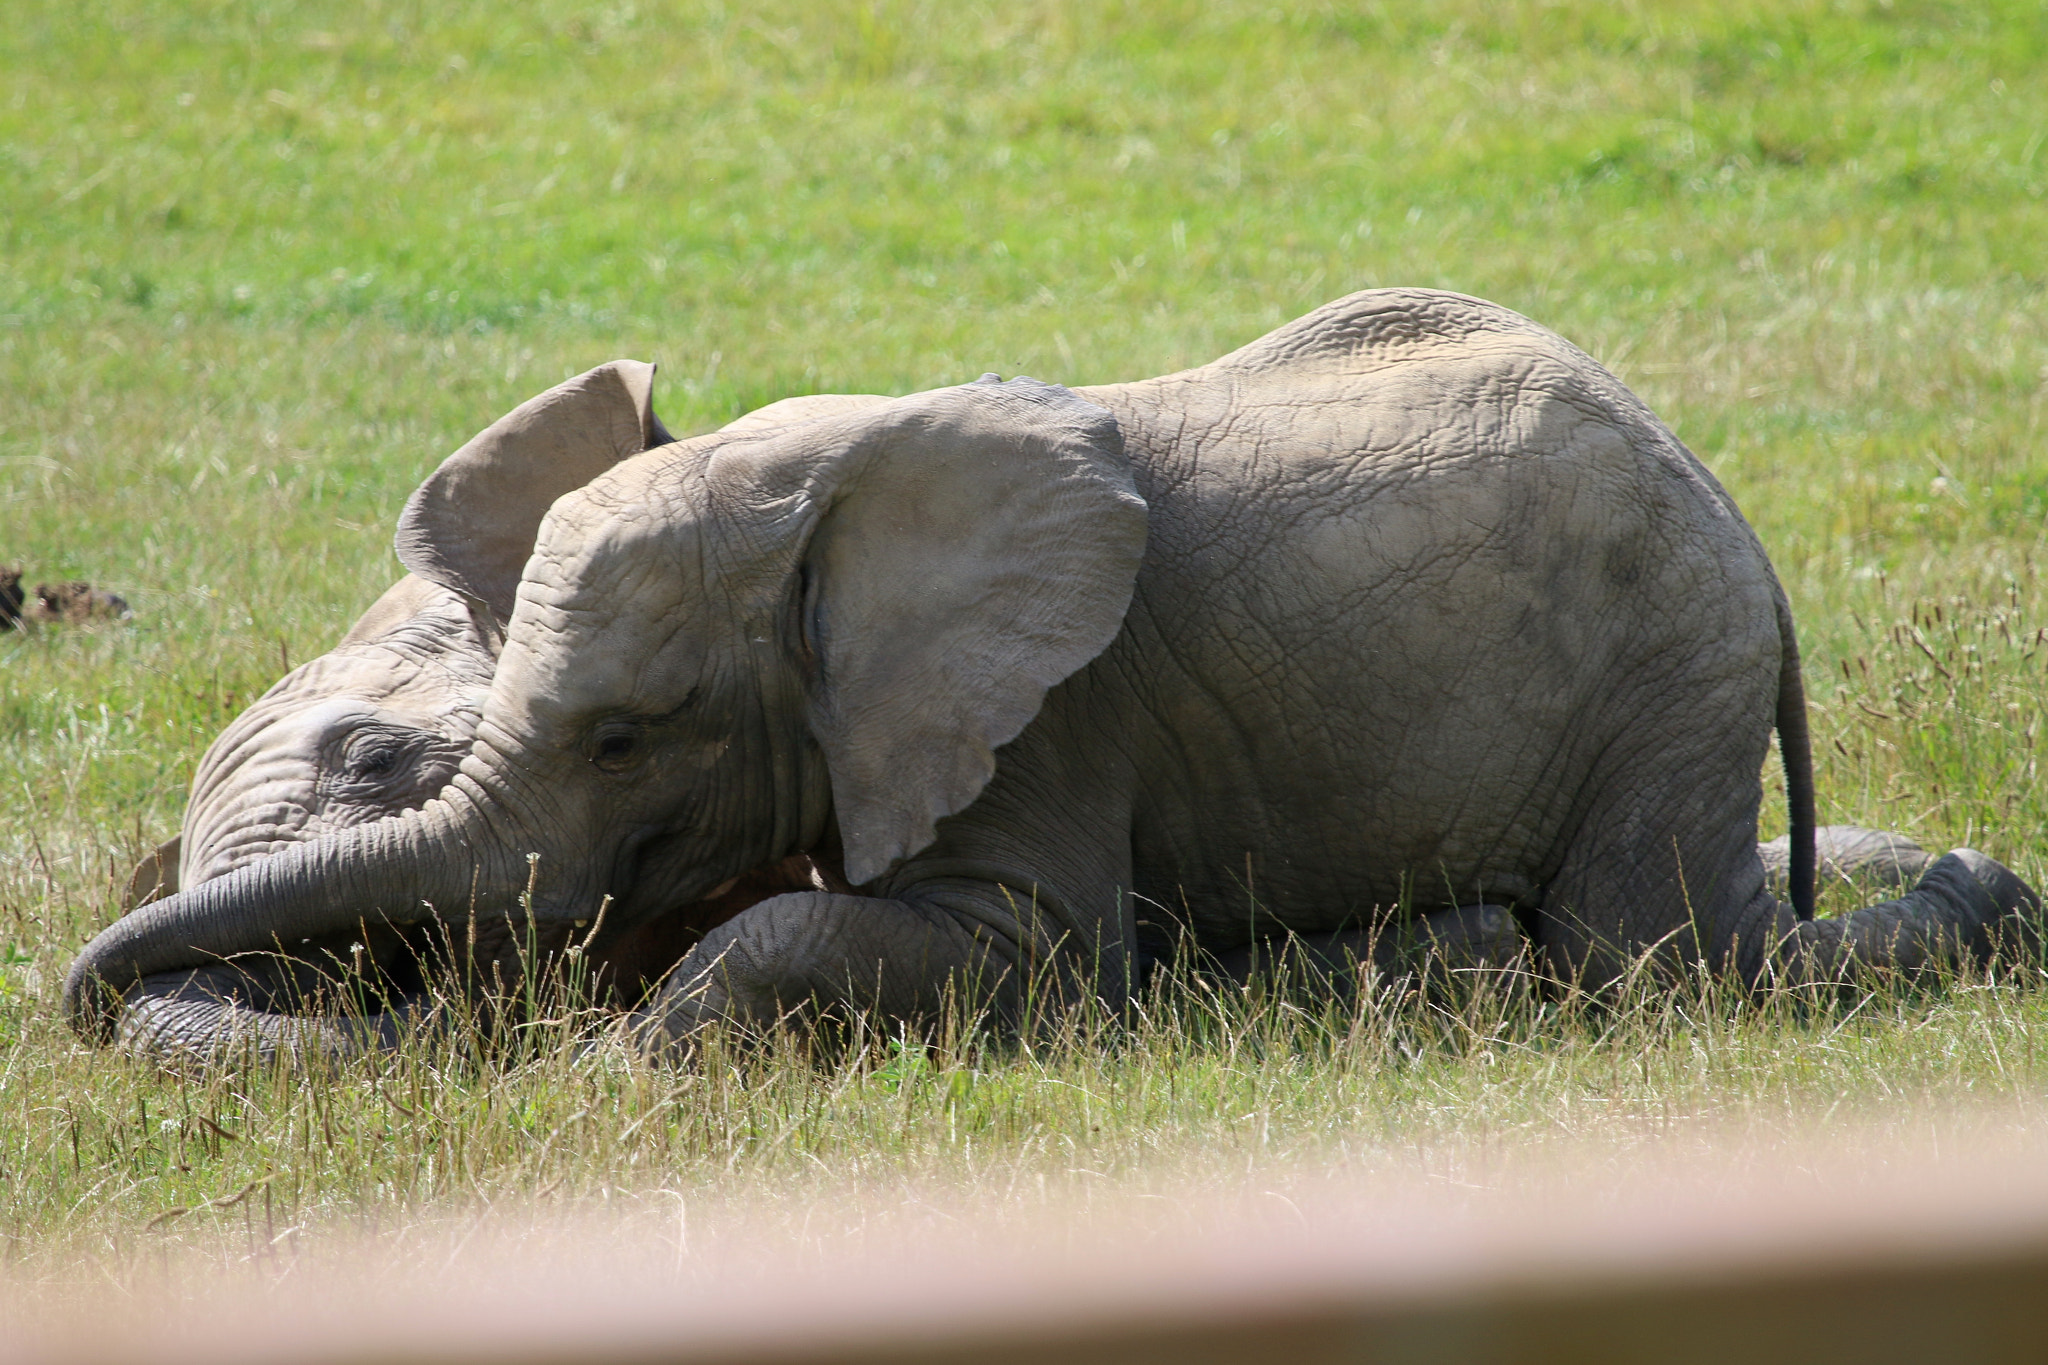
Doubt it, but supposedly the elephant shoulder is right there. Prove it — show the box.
[1119,290,1662,440]
[1150,292,1739,504]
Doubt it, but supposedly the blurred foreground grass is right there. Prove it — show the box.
[2,0,2047,1286]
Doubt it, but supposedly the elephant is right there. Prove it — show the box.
[108,361,834,1059]
[66,289,2043,1058]
[159,361,679,903]
[1760,826,1937,897]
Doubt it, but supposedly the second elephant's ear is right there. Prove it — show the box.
[716,377,1146,886]
[395,361,669,628]
[122,836,180,912]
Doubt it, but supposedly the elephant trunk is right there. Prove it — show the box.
[63,792,524,1043]
[116,967,427,1065]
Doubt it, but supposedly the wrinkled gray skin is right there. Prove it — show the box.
[114,575,496,1056]
[118,579,475,910]
[69,290,2043,1056]
[109,362,677,1058]
[162,357,679,903]
[170,577,492,893]
[106,363,874,1060]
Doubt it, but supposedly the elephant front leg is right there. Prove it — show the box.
[633,891,1028,1052]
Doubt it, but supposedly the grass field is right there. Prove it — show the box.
[4,0,2048,1293]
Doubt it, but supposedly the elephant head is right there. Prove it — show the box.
[97,362,688,1056]
[141,575,493,909]
[66,374,1142,1050]
[153,360,676,900]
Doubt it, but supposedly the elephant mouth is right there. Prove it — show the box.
[114,853,833,1060]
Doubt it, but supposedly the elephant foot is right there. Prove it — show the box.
[1759,825,1936,895]
[1936,848,2043,959]
[586,854,840,1007]
[1769,848,2042,985]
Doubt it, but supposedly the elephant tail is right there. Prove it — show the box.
[1775,590,1817,920]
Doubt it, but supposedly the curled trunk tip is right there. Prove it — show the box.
[64,802,513,1044]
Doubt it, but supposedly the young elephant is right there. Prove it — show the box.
[112,362,827,1057]
[159,362,672,896]
[115,363,868,1059]
[70,290,2043,1057]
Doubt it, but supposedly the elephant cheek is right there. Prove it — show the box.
[181,808,320,885]
[182,747,329,885]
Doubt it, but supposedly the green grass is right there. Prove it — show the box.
[4,0,2048,1290]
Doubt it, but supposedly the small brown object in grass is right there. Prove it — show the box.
[0,566,23,629]
[27,580,130,625]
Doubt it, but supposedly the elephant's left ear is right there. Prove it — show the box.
[121,836,180,912]
[725,376,1147,886]
[395,360,671,629]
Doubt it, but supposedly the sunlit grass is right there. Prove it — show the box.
[9,623,2048,1290]
[4,0,2047,1292]
[10,953,2048,1292]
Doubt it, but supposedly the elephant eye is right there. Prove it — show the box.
[592,729,639,770]
[345,737,406,780]
[338,726,428,787]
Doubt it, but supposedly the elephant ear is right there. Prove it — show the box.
[395,361,670,629]
[725,376,1146,886]
[121,836,181,912]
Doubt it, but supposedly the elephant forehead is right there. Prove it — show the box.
[538,493,671,557]
[509,502,725,679]
[194,646,483,785]
[491,607,717,728]
[252,641,484,716]
[183,698,375,845]
[538,445,699,560]
[195,696,444,786]
[524,491,709,614]
[496,459,768,722]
